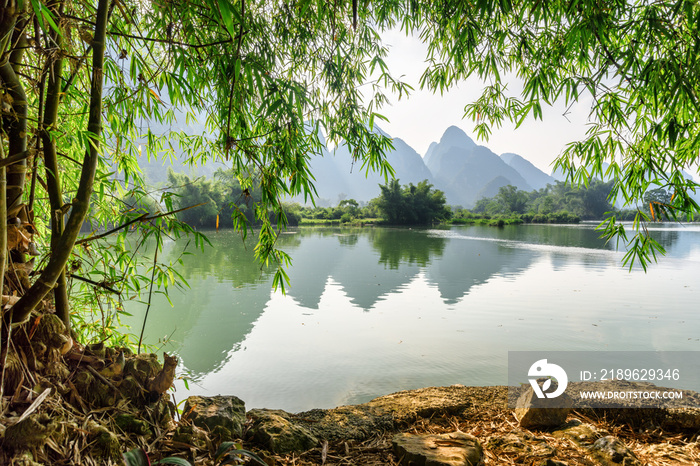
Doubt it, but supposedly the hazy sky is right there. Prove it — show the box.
[374,29,593,175]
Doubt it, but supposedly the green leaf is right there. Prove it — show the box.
[216,0,238,37]
[265,98,284,117]
[123,449,150,466]
[29,0,62,37]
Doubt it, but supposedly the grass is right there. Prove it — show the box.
[298,218,382,226]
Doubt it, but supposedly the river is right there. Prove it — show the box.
[121,223,700,412]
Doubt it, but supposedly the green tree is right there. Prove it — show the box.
[377,179,407,224]
[339,198,361,218]
[376,179,451,225]
[167,170,222,228]
[1,0,408,334]
[494,185,529,214]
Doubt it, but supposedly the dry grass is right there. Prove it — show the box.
[269,408,700,466]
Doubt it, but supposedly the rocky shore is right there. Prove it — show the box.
[183,383,700,465]
[2,328,699,466]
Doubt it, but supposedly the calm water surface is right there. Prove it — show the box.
[122,223,700,412]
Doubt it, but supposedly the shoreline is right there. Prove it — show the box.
[183,383,700,465]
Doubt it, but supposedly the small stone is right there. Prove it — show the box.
[247,409,318,454]
[590,436,640,465]
[392,431,482,466]
[515,386,572,428]
[183,395,246,438]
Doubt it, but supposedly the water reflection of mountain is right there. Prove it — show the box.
[424,229,535,304]
[281,228,445,311]
[276,229,343,309]
[123,231,281,377]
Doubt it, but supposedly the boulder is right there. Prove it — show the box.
[296,385,506,442]
[392,431,482,466]
[515,386,572,428]
[183,395,246,439]
[247,409,318,454]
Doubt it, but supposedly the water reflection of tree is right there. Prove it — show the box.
[127,230,305,377]
[165,229,301,287]
[369,228,446,269]
[651,229,680,251]
[336,233,359,246]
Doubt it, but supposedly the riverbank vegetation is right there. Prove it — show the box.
[161,174,682,228]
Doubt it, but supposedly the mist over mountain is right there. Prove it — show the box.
[501,153,555,190]
[304,130,433,206]
[137,122,562,208]
[425,126,532,207]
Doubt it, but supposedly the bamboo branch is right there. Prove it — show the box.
[0,55,28,223]
[75,202,207,245]
[68,274,120,295]
[0,149,33,169]
[138,227,160,354]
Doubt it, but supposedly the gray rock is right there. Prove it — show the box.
[392,431,482,466]
[552,419,603,445]
[485,430,556,459]
[247,409,318,454]
[182,395,246,439]
[589,436,640,465]
[295,385,502,442]
[515,386,572,428]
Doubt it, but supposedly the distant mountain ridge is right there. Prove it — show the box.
[136,122,559,208]
[301,125,555,208]
[501,152,556,190]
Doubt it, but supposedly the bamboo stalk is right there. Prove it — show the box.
[42,0,70,328]
[0,133,7,407]
[6,0,112,325]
